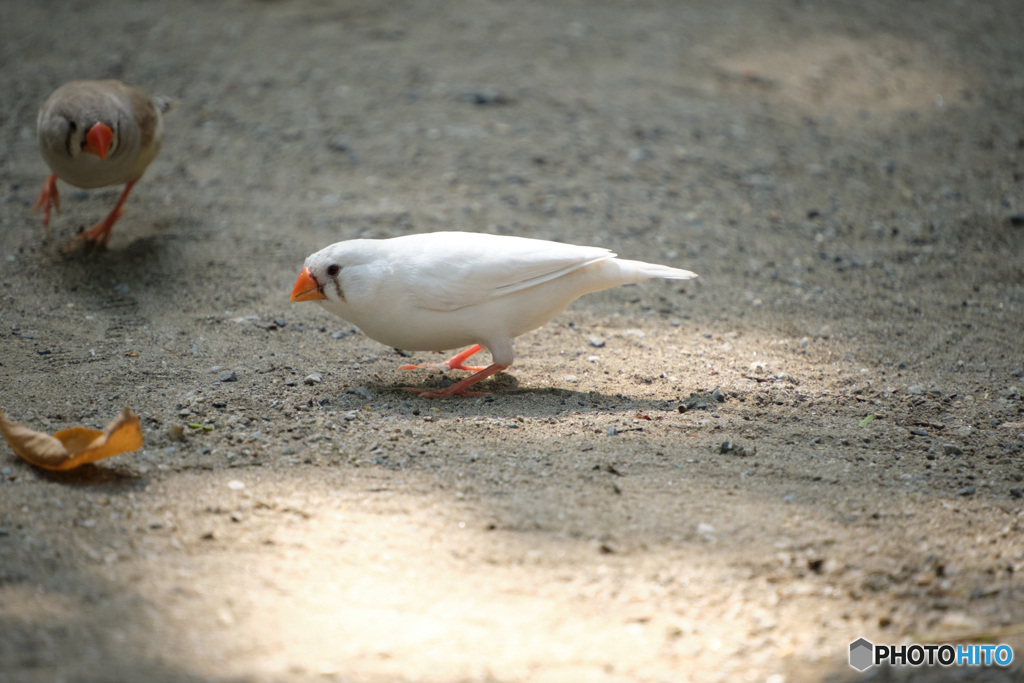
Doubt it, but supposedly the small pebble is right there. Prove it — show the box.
[457,88,508,105]
[563,374,579,383]
[304,373,323,385]
[711,388,725,403]
[219,370,238,382]
[328,134,352,152]
[331,331,347,339]
[943,444,964,456]
[628,147,654,162]
[212,401,227,408]
[1010,488,1023,499]
[588,336,606,348]
[957,486,976,496]
[697,523,715,536]
[346,387,373,399]
[907,385,925,395]
[607,426,618,437]
[910,429,928,437]
[227,480,245,490]
[284,379,298,387]
[720,441,732,454]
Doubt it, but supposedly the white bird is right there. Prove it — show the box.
[34,80,173,249]
[291,232,697,398]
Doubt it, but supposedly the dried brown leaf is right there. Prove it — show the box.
[0,407,144,470]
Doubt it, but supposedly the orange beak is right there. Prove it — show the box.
[83,122,113,160]
[290,267,326,302]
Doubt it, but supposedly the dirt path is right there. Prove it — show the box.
[1,1,1023,681]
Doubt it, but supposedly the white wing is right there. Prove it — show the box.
[398,232,615,312]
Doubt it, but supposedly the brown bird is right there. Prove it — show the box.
[34,80,173,248]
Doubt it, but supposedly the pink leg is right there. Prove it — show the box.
[66,180,136,251]
[399,344,487,373]
[406,362,509,398]
[33,175,60,236]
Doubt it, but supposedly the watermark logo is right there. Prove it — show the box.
[849,638,873,671]
[849,639,1013,670]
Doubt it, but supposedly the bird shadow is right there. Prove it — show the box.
[352,374,699,420]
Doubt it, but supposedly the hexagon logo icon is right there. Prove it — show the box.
[849,638,874,671]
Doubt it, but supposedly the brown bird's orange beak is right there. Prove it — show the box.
[83,122,113,160]
[290,267,326,302]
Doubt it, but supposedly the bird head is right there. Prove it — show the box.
[291,240,381,305]
[290,249,347,304]
[57,118,117,161]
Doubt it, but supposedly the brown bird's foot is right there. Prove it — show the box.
[33,175,60,236]
[398,344,488,373]
[406,363,508,398]
[63,208,124,253]
[63,181,136,252]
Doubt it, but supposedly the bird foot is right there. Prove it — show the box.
[62,180,136,252]
[33,175,60,235]
[405,362,508,399]
[398,344,487,373]
[62,207,124,252]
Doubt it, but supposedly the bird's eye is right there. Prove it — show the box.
[327,264,340,277]
[68,121,77,131]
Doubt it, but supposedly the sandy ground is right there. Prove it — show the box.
[1,1,1024,681]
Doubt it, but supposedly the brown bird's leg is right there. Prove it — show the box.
[406,362,509,398]
[398,344,487,372]
[70,180,137,249]
[33,174,60,237]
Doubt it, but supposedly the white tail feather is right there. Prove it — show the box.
[614,259,698,282]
